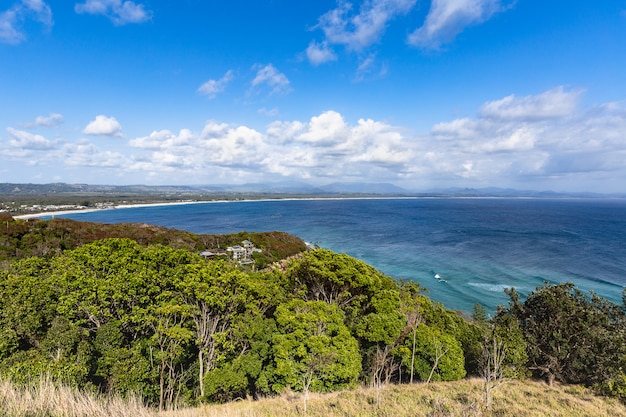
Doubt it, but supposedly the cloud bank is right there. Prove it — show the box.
[2,87,625,192]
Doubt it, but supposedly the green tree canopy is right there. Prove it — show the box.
[268,299,362,394]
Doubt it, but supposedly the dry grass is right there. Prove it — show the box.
[167,379,626,417]
[2,377,625,417]
[0,376,153,417]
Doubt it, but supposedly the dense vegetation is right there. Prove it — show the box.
[0,213,306,267]
[1,215,626,412]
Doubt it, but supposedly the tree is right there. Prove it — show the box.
[505,283,626,386]
[398,281,425,384]
[410,324,466,382]
[149,302,194,411]
[177,259,252,398]
[269,299,362,405]
[472,303,489,326]
[203,315,277,402]
[286,249,399,323]
[0,257,56,350]
[480,335,506,409]
[490,309,528,380]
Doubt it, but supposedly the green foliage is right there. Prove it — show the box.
[504,282,626,388]
[0,216,306,263]
[0,236,481,406]
[0,257,57,348]
[406,293,484,376]
[286,249,398,318]
[471,303,488,326]
[204,314,277,402]
[489,309,529,379]
[406,324,466,382]
[355,289,405,346]
[268,300,362,393]
[596,372,626,403]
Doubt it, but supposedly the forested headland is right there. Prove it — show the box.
[1,214,626,413]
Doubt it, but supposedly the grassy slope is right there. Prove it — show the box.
[3,378,625,417]
[187,379,626,417]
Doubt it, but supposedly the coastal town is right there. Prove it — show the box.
[0,202,113,216]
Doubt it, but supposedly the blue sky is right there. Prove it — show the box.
[1,0,625,192]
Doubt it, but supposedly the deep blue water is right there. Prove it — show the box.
[51,198,626,313]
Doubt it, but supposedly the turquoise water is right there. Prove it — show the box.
[53,198,626,313]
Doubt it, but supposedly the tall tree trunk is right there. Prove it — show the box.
[198,350,204,397]
[410,327,416,384]
[159,359,166,412]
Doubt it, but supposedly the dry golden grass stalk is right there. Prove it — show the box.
[2,377,626,417]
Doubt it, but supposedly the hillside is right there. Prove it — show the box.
[0,213,306,266]
[188,378,626,417]
[2,377,625,417]
[1,216,626,413]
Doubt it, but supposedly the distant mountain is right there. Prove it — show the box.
[1,182,624,200]
[319,182,408,194]
[423,187,626,199]
[218,181,324,194]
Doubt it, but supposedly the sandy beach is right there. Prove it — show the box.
[13,196,417,220]
[13,200,209,220]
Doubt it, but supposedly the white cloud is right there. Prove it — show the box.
[266,120,306,144]
[353,54,388,82]
[473,126,537,153]
[34,113,63,127]
[315,0,417,51]
[408,0,511,49]
[197,122,267,167]
[6,127,57,150]
[129,129,193,150]
[418,87,626,190]
[347,118,410,164]
[297,111,348,145]
[258,107,280,117]
[197,70,234,99]
[310,0,512,76]
[82,115,123,137]
[0,0,53,44]
[306,41,338,66]
[0,9,23,44]
[432,117,478,139]
[250,64,291,96]
[118,110,413,183]
[479,86,582,120]
[61,140,128,167]
[74,0,151,25]
[23,0,52,24]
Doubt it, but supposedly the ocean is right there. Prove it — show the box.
[50,198,626,313]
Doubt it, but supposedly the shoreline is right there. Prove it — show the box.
[13,196,420,220]
[13,200,210,220]
[12,194,621,220]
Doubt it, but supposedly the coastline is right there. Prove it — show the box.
[13,200,209,220]
[12,194,620,220]
[12,196,421,220]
